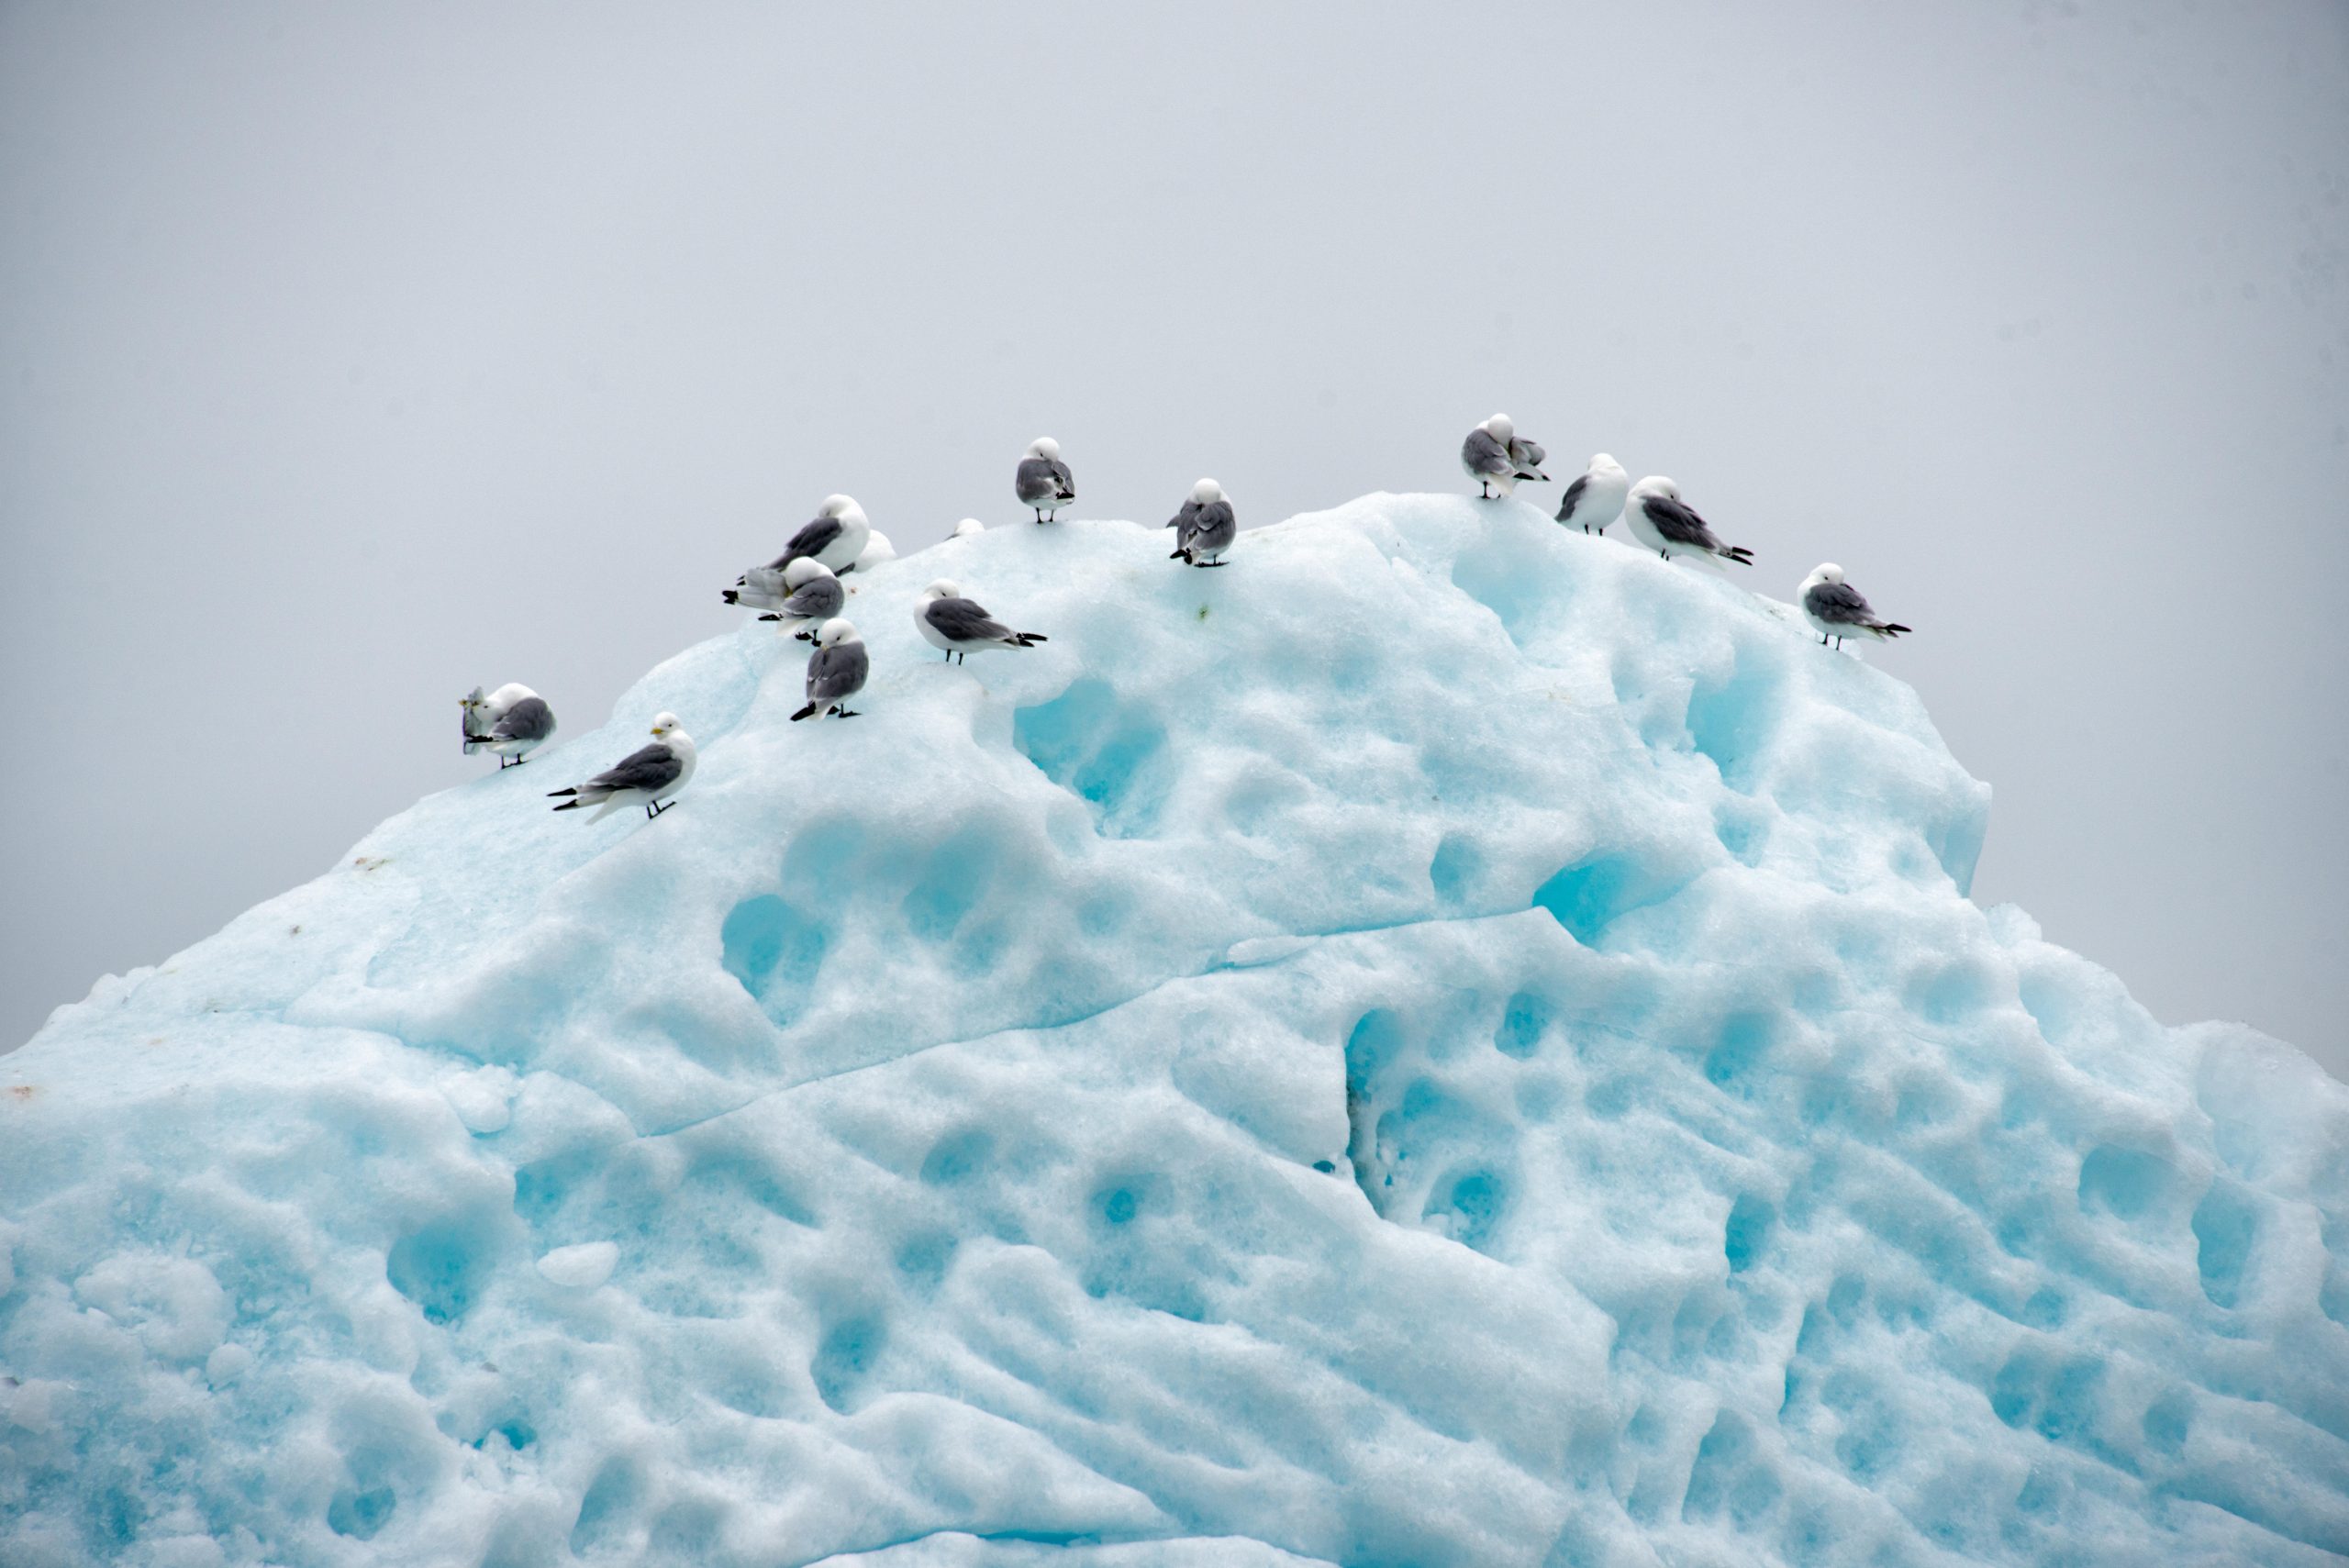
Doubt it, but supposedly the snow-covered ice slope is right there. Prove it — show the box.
[5,494,2345,1568]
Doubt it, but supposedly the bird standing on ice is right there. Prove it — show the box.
[1555,455,1630,535]
[741,495,872,590]
[1623,477,1755,567]
[1016,438,1077,524]
[917,581,1048,663]
[1799,564,1910,649]
[1168,479,1236,566]
[461,684,557,768]
[1462,414,1547,498]
[548,714,696,820]
[792,619,870,721]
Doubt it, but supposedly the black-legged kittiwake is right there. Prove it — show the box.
[1556,454,1631,535]
[548,713,696,820]
[1168,479,1236,567]
[1016,438,1076,525]
[1462,414,1547,498]
[951,517,985,539]
[748,495,872,584]
[748,559,844,640]
[917,580,1048,664]
[461,684,556,768]
[1624,477,1754,567]
[1800,563,1910,649]
[791,619,870,722]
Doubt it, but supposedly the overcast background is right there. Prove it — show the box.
[3,1,2343,1073]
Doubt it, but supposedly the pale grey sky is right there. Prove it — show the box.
[3,2,2344,1073]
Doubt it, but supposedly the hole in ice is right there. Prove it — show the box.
[1494,991,1551,1058]
[1684,649,1780,790]
[1712,804,1767,865]
[1906,959,1997,1026]
[711,1350,791,1418]
[327,1485,395,1540]
[2021,1286,2066,1329]
[810,1314,887,1415]
[918,1127,995,1187]
[901,828,1000,943]
[2191,1182,2259,1307]
[569,1457,642,1556]
[649,1500,726,1558]
[1343,1008,1407,1211]
[1451,531,1566,648]
[1681,1410,1779,1524]
[1704,1012,1776,1093]
[2076,1145,2179,1222]
[1089,1173,1165,1229]
[1012,677,1170,835]
[895,1230,956,1288]
[1531,852,1687,946]
[1422,1164,1509,1253]
[1724,1194,1776,1273]
[385,1211,498,1326]
[2142,1389,2194,1455]
[1429,833,1483,908]
[719,895,828,1001]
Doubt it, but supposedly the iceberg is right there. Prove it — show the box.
[3,494,2343,1566]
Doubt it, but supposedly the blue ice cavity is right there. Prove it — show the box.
[3,494,2343,1567]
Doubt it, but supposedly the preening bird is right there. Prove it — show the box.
[1168,479,1236,566]
[1555,455,1631,535]
[1799,563,1910,649]
[737,561,850,638]
[461,684,556,768]
[548,713,696,820]
[1016,438,1077,524]
[1462,414,1547,498]
[917,581,1048,664]
[792,619,870,722]
[1623,477,1754,567]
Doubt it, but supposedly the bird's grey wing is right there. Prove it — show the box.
[1049,458,1076,498]
[492,696,555,742]
[1015,458,1057,504]
[1462,428,1512,476]
[784,578,844,618]
[1643,495,1723,550]
[740,564,790,596]
[928,596,1017,643]
[1805,581,1875,624]
[782,516,843,561]
[589,741,681,793]
[1192,501,1237,545]
[807,643,869,702]
[1510,438,1547,473]
[1556,473,1589,518]
[1167,498,1200,531]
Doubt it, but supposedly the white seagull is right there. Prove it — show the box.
[1555,454,1631,535]
[1168,479,1236,566]
[792,619,870,722]
[548,713,696,821]
[740,495,872,589]
[1461,413,1548,498]
[755,559,846,640]
[1799,563,1910,649]
[1623,477,1754,568]
[1016,438,1077,525]
[917,580,1048,664]
[461,684,557,768]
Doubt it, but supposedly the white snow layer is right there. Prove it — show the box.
[3,494,2344,1568]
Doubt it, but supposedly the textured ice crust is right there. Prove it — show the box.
[4,494,2344,1567]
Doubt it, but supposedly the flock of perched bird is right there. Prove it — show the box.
[458,417,1913,823]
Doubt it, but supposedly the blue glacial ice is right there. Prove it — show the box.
[3,493,2344,1567]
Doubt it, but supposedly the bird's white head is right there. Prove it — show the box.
[921,579,960,601]
[461,686,486,713]
[820,494,863,522]
[650,712,681,739]
[817,618,860,646]
[1483,413,1514,441]
[1591,454,1626,478]
[1191,478,1223,504]
[952,517,985,538]
[782,557,830,588]
[1630,475,1676,500]
[1027,437,1059,459]
[1806,563,1845,587]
